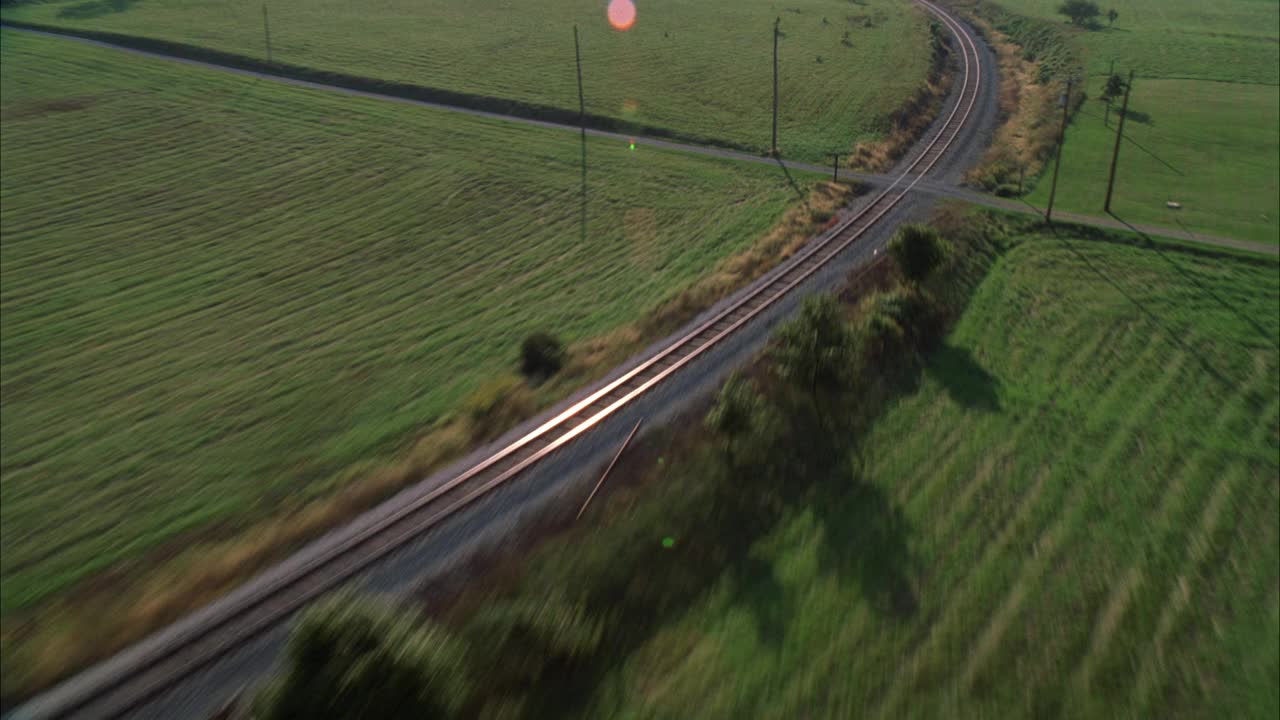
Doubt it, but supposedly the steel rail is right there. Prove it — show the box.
[28,3,985,718]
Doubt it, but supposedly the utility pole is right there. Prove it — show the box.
[262,4,272,64]
[829,152,840,183]
[1045,75,1073,223]
[772,17,780,156]
[1104,70,1134,213]
[573,25,586,130]
[574,24,588,246]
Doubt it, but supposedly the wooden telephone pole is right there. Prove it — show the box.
[1104,70,1135,213]
[771,17,780,155]
[1045,76,1074,223]
[573,25,586,129]
[262,4,272,64]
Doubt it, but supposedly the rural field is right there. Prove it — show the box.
[0,0,934,161]
[564,222,1279,717]
[1000,0,1280,244]
[0,26,819,622]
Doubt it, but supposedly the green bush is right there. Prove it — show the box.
[857,289,922,361]
[704,373,772,470]
[520,331,566,379]
[462,375,534,439]
[463,588,602,688]
[257,595,470,720]
[888,224,950,285]
[1057,0,1101,27]
[772,296,857,400]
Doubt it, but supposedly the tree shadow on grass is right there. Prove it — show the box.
[57,0,136,20]
[1119,108,1153,125]
[811,460,916,618]
[729,552,793,649]
[926,343,1001,411]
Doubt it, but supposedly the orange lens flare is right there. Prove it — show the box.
[607,0,636,31]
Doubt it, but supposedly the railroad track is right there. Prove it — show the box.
[25,2,982,718]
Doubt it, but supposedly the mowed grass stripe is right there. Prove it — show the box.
[1068,427,1234,697]
[0,29,809,609]
[935,370,1194,709]
[1128,463,1250,714]
[1095,356,1279,709]
[1128,459,1278,717]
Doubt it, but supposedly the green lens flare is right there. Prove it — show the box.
[662,537,675,549]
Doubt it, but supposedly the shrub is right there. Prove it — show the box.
[520,331,566,379]
[1102,73,1126,101]
[462,375,534,440]
[772,295,857,398]
[1057,0,1101,27]
[257,595,469,720]
[771,295,858,432]
[888,224,950,285]
[857,286,943,364]
[461,588,602,710]
[705,373,772,470]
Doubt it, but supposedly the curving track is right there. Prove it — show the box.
[19,2,989,718]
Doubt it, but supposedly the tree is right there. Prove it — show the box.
[1107,8,1118,26]
[258,595,469,720]
[1057,0,1101,26]
[463,588,601,696]
[458,588,605,716]
[520,331,565,379]
[887,224,949,285]
[771,294,856,427]
[705,373,769,469]
[858,287,936,361]
[1102,72,1126,101]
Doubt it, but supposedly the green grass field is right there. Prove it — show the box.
[1026,77,1279,244]
[0,0,933,162]
[992,0,1279,83]
[584,225,1280,718]
[998,0,1280,244]
[0,28,812,612]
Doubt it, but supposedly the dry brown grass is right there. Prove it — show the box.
[0,180,854,705]
[960,14,1071,194]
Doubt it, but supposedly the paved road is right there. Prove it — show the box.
[2,23,1273,258]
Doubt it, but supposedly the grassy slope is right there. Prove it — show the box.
[0,0,932,162]
[0,28,808,611]
[1001,0,1280,243]
[589,227,1280,718]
